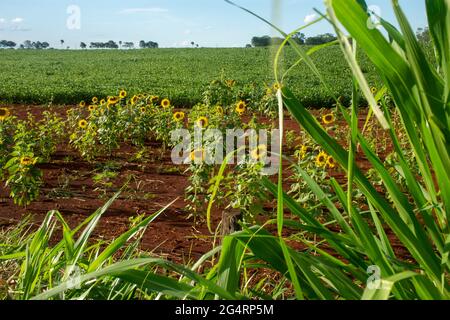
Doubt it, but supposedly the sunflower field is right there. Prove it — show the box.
[0,0,449,302]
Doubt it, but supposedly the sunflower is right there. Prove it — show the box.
[131,95,139,105]
[327,156,336,169]
[140,106,147,113]
[173,111,185,122]
[322,113,335,125]
[88,105,96,112]
[92,97,98,104]
[371,87,377,94]
[216,106,224,115]
[119,90,127,99]
[250,145,267,161]
[190,149,205,162]
[236,101,246,115]
[100,99,106,105]
[20,156,35,166]
[0,107,11,121]
[299,145,311,159]
[316,151,328,167]
[108,97,119,106]
[273,83,281,91]
[196,116,209,128]
[78,119,88,129]
[161,98,171,108]
[151,95,159,103]
[79,100,86,108]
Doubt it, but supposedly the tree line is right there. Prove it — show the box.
[250,33,338,47]
[0,40,159,49]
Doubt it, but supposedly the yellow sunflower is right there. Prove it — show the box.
[190,149,205,162]
[316,151,328,167]
[92,97,98,104]
[216,106,224,115]
[371,87,377,94]
[327,156,336,169]
[273,83,281,91]
[236,101,246,115]
[299,145,311,159]
[0,107,11,121]
[20,156,35,166]
[161,98,171,108]
[322,113,335,125]
[151,95,159,103]
[78,119,88,129]
[100,99,106,105]
[140,106,147,113]
[130,95,139,105]
[108,97,119,106]
[79,100,86,108]
[173,111,185,122]
[119,90,127,99]
[88,105,96,112]
[250,145,267,161]
[196,116,209,128]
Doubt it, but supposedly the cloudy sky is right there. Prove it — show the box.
[0,0,428,48]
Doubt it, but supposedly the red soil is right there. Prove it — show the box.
[0,105,410,263]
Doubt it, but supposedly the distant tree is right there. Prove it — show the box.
[89,40,119,49]
[23,40,33,49]
[292,32,306,44]
[251,35,284,47]
[0,40,16,48]
[80,42,87,49]
[251,36,270,47]
[123,42,134,49]
[33,41,49,49]
[60,39,65,48]
[119,40,122,48]
[191,41,195,47]
[305,33,337,45]
[139,40,159,49]
[245,44,252,48]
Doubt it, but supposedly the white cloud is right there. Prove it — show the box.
[184,29,191,35]
[11,17,24,23]
[304,13,317,24]
[120,7,168,14]
[0,18,5,23]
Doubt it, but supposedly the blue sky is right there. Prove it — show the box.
[0,0,428,48]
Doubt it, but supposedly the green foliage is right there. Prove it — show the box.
[0,47,380,108]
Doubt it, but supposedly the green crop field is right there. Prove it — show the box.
[0,46,379,107]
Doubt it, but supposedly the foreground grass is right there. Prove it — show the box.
[0,46,378,107]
